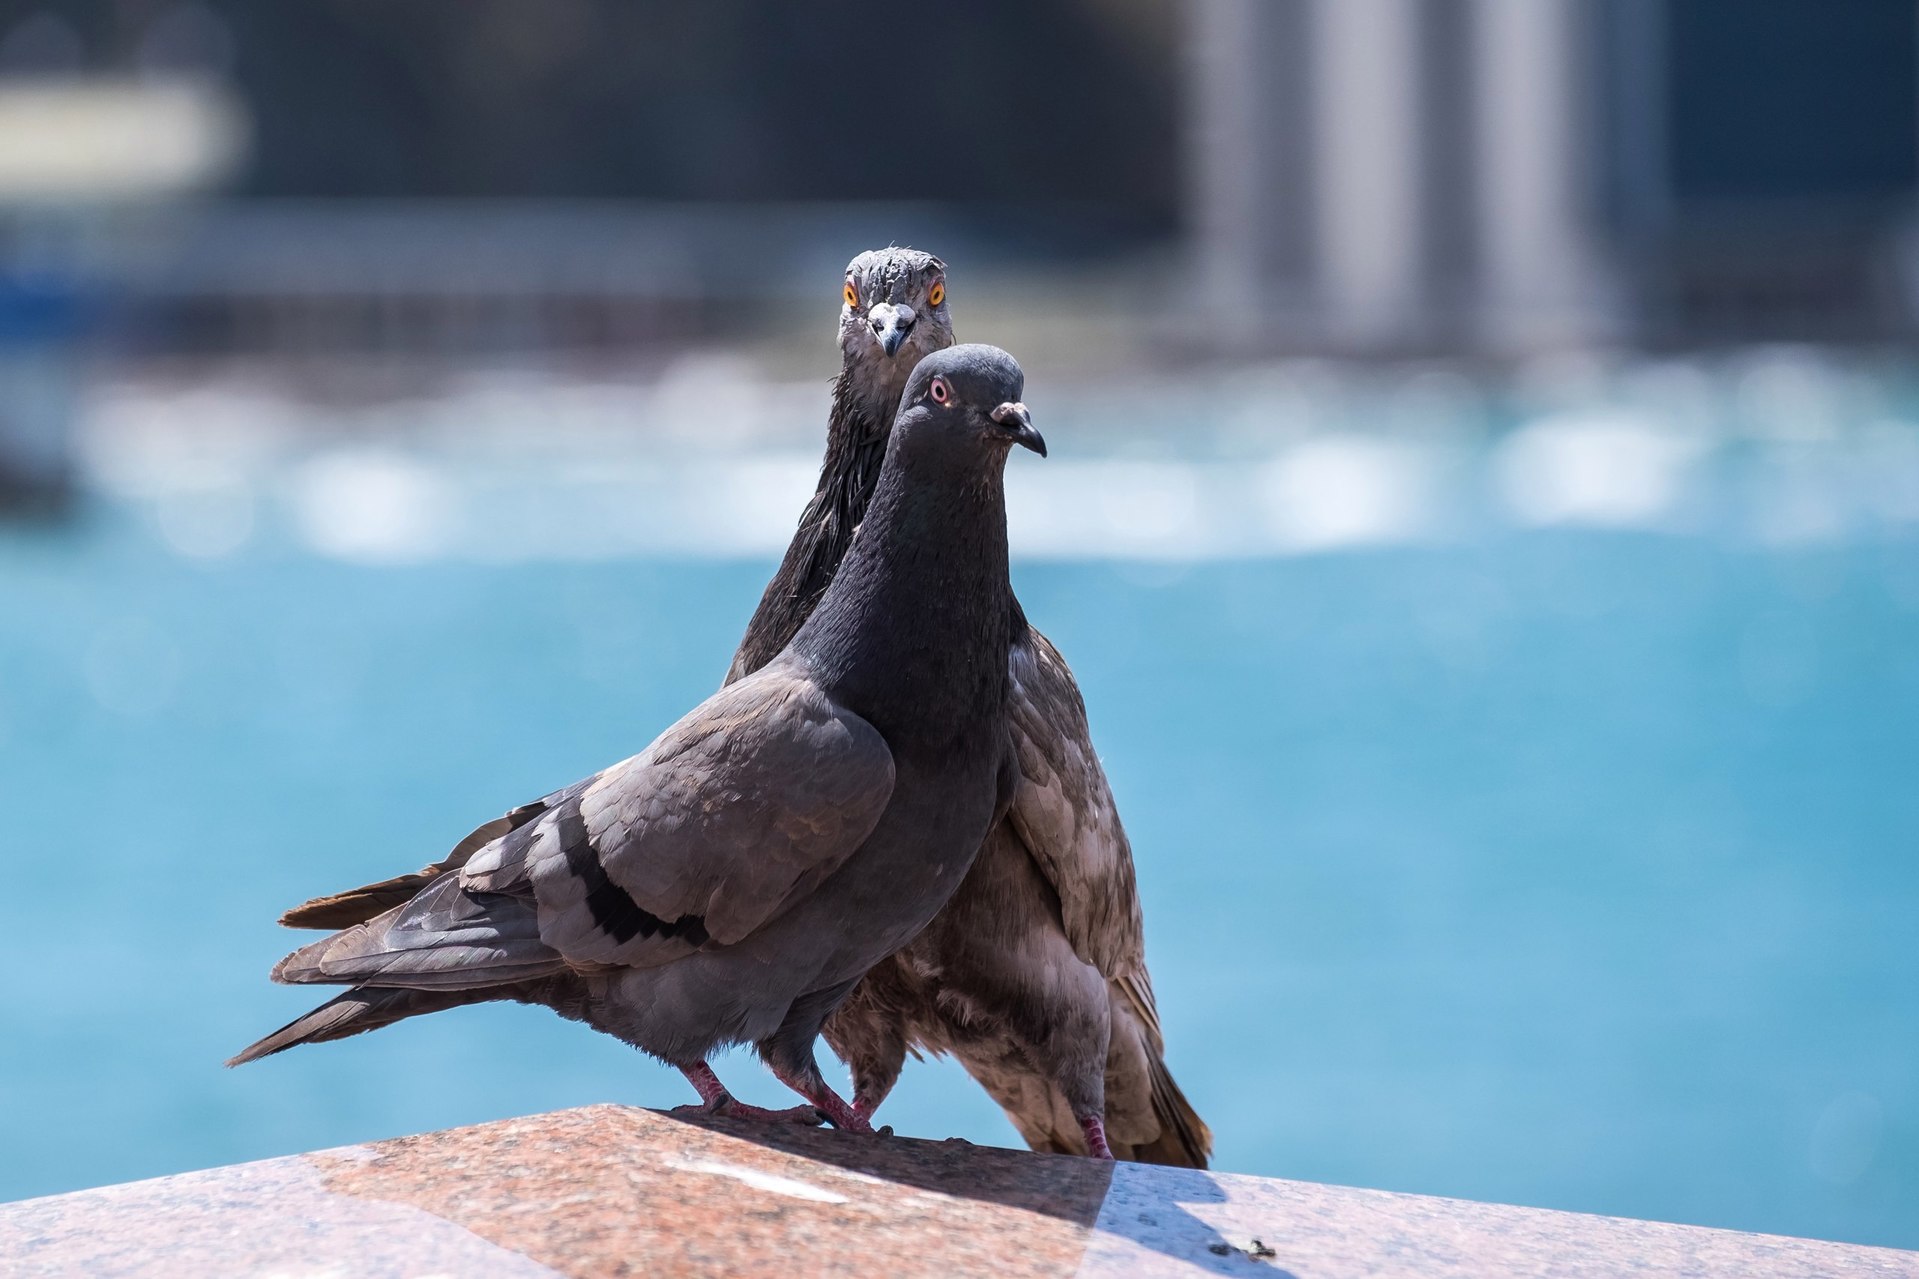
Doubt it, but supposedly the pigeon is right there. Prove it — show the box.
[728,248,956,682]
[231,344,1048,1134]
[727,248,1211,1164]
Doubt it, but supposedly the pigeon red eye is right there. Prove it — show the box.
[843,280,858,307]
[930,377,951,405]
[927,278,945,307]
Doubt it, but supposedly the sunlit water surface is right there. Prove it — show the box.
[3,368,1917,1249]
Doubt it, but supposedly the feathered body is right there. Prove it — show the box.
[728,249,1211,1165]
[236,347,1040,1124]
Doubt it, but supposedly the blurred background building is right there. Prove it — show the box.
[1193,0,1919,353]
[2,0,1918,499]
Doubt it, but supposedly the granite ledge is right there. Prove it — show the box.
[0,1104,1913,1278]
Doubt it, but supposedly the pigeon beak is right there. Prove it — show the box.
[867,303,917,358]
[991,401,1045,457]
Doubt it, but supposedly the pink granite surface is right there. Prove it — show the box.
[1,1104,1914,1278]
[0,1105,1110,1278]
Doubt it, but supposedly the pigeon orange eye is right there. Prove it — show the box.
[930,377,951,405]
[843,281,858,307]
[927,279,945,307]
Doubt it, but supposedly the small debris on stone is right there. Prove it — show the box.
[1208,1239,1280,1264]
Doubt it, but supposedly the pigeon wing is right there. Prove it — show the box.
[1003,629,1146,978]
[1002,628,1213,1165]
[463,661,896,967]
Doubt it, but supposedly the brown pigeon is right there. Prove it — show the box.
[732,248,1210,1164]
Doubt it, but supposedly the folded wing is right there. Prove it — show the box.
[1003,631,1144,975]
[275,661,897,987]
[1003,630,1213,1166]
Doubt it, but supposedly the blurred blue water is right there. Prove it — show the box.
[1,493,1916,1250]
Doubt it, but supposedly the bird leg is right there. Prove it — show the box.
[1079,1112,1116,1160]
[764,1060,875,1135]
[672,1061,824,1126]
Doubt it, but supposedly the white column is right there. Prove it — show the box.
[1471,0,1616,350]
[1186,0,1316,346]
[1188,0,1266,332]
[1311,0,1426,348]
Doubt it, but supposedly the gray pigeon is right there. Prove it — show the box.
[728,248,1211,1165]
[230,345,1047,1133]
[728,248,956,682]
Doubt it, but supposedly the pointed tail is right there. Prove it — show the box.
[1128,1049,1213,1168]
[226,986,488,1067]
[1112,971,1212,1167]
[277,870,443,931]
[278,801,550,930]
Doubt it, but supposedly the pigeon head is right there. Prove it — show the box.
[892,344,1045,464]
[839,247,954,424]
[723,253,977,686]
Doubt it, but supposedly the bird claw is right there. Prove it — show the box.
[671,1096,826,1126]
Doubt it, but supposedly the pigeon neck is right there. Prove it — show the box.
[792,444,1013,747]
[726,372,889,684]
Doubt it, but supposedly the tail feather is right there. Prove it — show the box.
[273,877,564,992]
[1130,1050,1213,1168]
[226,986,487,1066]
[278,801,549,930]
[239,799,568,1067]
[1111,971,1212,1167]
[278,868,441,931]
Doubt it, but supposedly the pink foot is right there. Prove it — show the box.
[1080,1113,1115,1160]
[676,1061,823,1126]
[766,1065,875,1135]
[805,1087,874,1135]
[671,1096,824,1126]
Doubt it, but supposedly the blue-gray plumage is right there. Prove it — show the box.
[231,345,1045,1130]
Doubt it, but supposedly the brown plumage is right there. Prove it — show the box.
[817,628,1208,1163]
[729,249,1210,1165]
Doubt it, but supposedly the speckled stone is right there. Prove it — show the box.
[0,1105,1111,1278]
[1080,1163,1919,1278]
[0,1105,1913,1278]
[0,1150,562,1278]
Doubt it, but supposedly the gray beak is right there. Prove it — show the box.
[867,303,917,358]
[990,401,1045,457]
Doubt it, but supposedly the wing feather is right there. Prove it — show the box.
[464,660,895,967]
[267,660,892,994]
[278,797,553,929]
[999,630,1212,1165]
[273,875,567,991]
[1003,630,1145,977]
